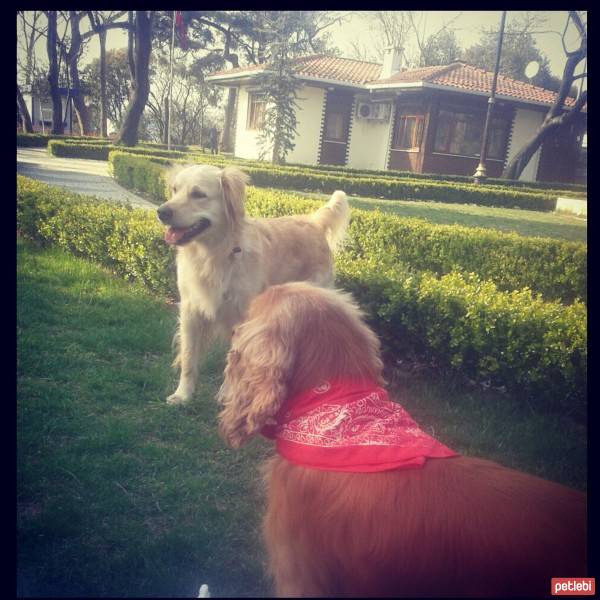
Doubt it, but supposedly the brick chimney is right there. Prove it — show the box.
[380,46,404,79]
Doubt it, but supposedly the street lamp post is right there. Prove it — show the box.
[473,10,507,184]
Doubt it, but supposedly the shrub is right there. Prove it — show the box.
[108,152,586,303]
[17,176,175,296]
[335,255,586,411]
[47,141,194,162]
[17,175,586,409]
[109,150,562,212]
[18,133,190,151]
[17,133,111,148]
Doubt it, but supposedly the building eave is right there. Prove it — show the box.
[206,68,574,112]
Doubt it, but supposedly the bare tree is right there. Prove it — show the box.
[17,11,46,86]
[17,11,46,131]
[502,11,587,180]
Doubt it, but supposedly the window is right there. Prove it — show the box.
[392,114,425,150]
[433,109,508,160]
[323,110,347,142]
[247,92,266,130]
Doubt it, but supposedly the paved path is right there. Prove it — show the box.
[17,147,157,210]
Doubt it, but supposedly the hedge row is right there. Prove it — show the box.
[335,255,586,411]
[42,138,585,201]
[20,133,586,195]
[186,153,587,199]
[109,150,559,212]
[18,133,189,152]
[108,151,586,304]
[17,133,110,147]
[16,175,586,409]
[246,189,587,305]
[47,140,194,161]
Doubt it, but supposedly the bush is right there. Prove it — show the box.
[17,175,586,408]
[110,150,563,212]
[17,175,175,297]
[335,255,586,411]
[17,133,111,148]
[47,141,194,162]
[18,133,190,151]
[109,152,586,303]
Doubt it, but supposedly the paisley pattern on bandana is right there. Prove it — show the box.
[263,380,458,473]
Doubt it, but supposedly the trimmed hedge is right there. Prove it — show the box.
[109,150,560,212]
[109,151,586,304]
[17,176,175,295]
[247,190,587,304]
[47,140,194,161]
[17,133,111,147]
[22,133,586,195]
[43,138,585,202]
[335,255,586,410]
[16,175,586,408]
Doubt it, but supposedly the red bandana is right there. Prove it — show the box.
[261,380,458,473]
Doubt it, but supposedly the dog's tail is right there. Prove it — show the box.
[311,190,350,253]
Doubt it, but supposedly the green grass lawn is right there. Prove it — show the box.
[293,190,587,243]
[17,239,586,597]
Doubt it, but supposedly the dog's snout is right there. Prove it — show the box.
[157,205,173,224]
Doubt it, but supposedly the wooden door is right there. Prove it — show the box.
[319,90,354,166]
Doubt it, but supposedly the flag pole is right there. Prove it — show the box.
[167,11,176,151]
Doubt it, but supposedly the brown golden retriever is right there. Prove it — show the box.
[218,282,587,597]
[156,164,349,405]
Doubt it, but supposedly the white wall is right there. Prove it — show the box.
[234,84,326,164]
[287,85,326,165]
[346,101,394,171]
[506,107,545,182]
[234,86,259,160]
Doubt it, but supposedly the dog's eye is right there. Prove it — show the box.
[172,185,177,194]
[190,188,207,199]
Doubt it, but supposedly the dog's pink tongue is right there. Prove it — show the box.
[164,226,187,245]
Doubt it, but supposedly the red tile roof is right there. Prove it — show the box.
[291,54,381,84]
[427,62,577,107]
[206,55,578,108]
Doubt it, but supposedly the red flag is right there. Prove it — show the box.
[175,11,188,50]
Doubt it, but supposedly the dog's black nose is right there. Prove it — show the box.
[157,205,173,224]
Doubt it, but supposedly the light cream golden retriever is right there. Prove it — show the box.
[156,164,349,405]
[218,282,587,597]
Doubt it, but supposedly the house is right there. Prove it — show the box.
[19,87,78,135]
[205,49,586,184]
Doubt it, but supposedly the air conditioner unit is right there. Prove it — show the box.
[356,101,392,121]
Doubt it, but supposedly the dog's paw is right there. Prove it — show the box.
[166,392,190,405]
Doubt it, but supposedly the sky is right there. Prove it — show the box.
[19,11,586,85]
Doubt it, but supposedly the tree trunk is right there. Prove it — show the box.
[99,29,108,137]
[68,12,91,136]
[220,87,237,153]
[127,11,136,90]
[503,93,587,180]
[115,11,153,146]
[46,11,64,135]
[502,14,586,181]
[17,84,34,132]
[503,122,558,180]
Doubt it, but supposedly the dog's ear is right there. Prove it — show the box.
[220,167,250,230]
[217,316,293,449]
